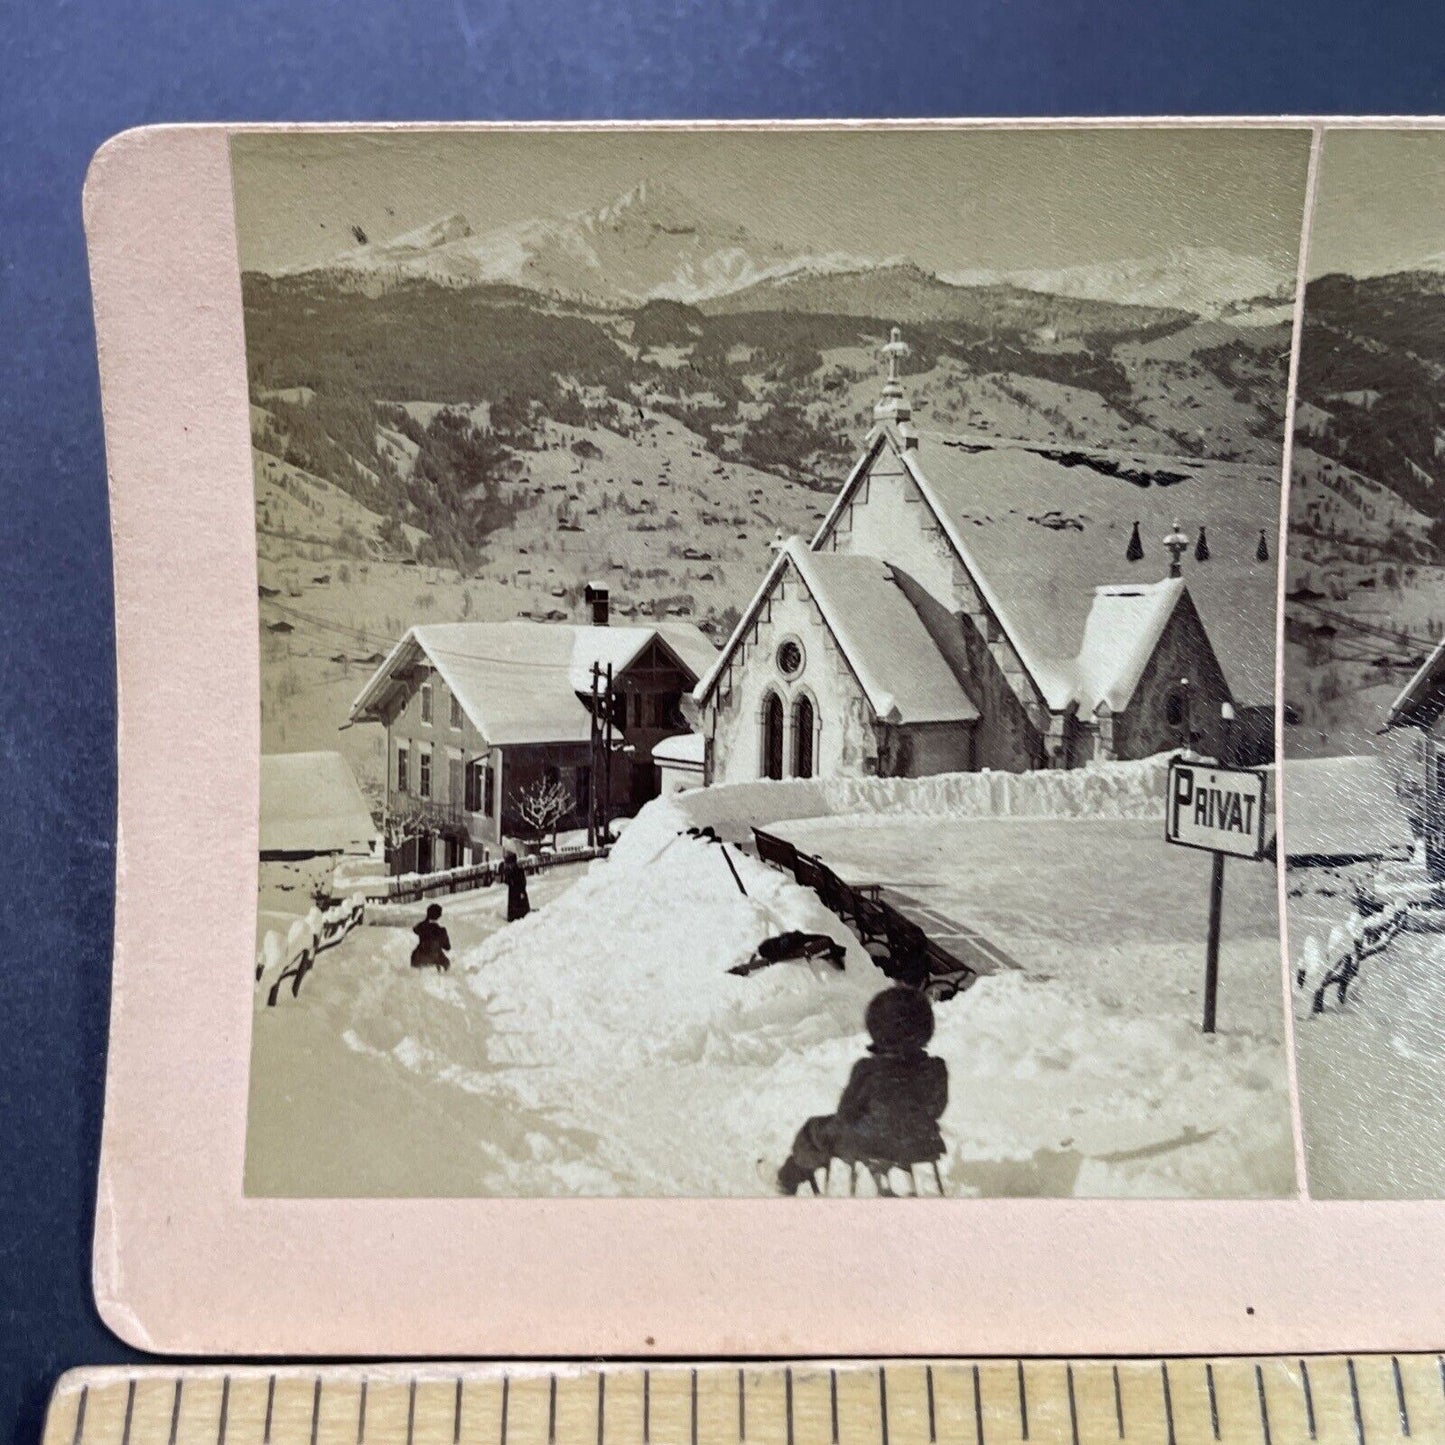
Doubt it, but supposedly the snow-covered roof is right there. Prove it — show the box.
[260,752,378,856]
[832,431,1279,711]
[785,543,978,724]
[695,539,978,726]
[652,732,706,766]
[1275,755,1413,863]
[1066,578,1186,715]
[1388,637,1445,732]
[351,620,718,747]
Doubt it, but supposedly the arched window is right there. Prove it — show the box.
[762,691,785,781]
[793,694,816,779]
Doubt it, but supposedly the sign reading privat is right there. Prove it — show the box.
[1166,761,1268,861]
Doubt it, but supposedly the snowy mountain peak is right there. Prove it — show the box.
[275,180,889,307]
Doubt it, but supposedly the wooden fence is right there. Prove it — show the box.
[752,827,976,1000]
[1299,876,1445,1014]
[377,844,609,905]
[255,895,367,1006]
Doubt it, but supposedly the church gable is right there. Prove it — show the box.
[816,431,1051,730]
[1110,590,1234,762]
[703,553,880,782]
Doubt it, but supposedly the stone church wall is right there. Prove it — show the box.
[707,562,878,785]
[1116,594,1232,761]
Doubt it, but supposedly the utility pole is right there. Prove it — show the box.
[588,663,601,849]
[602,663,615,843]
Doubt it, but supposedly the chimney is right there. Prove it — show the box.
[584,582,610,626]
[1162,521,1189,579]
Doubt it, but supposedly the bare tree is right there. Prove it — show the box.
[509,777,575,850]
[382,800,458,868]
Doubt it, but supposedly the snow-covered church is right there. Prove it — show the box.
[692,333,1277,784]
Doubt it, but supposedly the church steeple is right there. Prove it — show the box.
[874,326,917,447]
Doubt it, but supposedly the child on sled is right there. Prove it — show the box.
[776,986,948,1195]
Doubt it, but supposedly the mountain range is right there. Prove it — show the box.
[273,177,1291,319]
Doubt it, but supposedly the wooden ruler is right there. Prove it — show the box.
[41,1359,1441,1445]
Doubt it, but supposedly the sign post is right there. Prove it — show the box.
[1164,759,1268,1034]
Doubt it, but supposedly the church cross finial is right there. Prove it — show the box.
[881,326,909,389]
[873,326,914,439]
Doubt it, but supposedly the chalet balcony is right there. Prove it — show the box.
[387,791,483,838]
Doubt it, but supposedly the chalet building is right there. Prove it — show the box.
[693,333,1276,785]
[1386,639,1445,879]
[349,592,717,872]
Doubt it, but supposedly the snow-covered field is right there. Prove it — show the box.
[774,814,1294,1198]
[246,764,1296,1200]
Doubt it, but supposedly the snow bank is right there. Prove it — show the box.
[611,755,1174,868]
[468,833,888,1072]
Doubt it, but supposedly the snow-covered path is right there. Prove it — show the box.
[245,865,594,1196]
[1295,928,1445,1197]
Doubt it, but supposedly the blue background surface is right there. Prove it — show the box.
[1,3,1441,1443]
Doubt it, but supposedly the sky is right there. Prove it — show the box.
[1307,128,1445,278]
[231,125,1312,282]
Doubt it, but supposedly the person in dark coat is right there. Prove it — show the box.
[500,846,530,922]
[409,903,451,972]
[777,987,948,1195]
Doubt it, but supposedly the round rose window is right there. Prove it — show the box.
[776,639,804,679]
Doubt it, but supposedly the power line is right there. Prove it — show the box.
[1288,594,1440,653]
[261,597,681,672]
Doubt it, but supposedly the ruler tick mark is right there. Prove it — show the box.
[1298,1361,1315,1441]
[925,1366,936,1444]
[264,1378,276,1445]
[597,1373,605,1445]
[1066,1366,1079,1445]
[122,1382,136,1445]
[785,1369,794,1445]
[878,1367,889,1445]
[71,1386,88,1445]
[500,1377,509,1445]
[549,1375,558,1445]
[973,1365,984,1445]
[1255,1365,1272,1445]
[168,1379,183,1445]
[1017,1362,1029,1441]
[691,1371,698,1445]
[830,1370,839,1445]
[1348,1358,1366,1445]
[454,1378,463,1445]
[311,1378,323,1445]
[643,1371,650,1445]
[1393,1356,1411,1436]
[218,1378,230,1445]
[407,1380,417,1445]
[1161,1363,1176,1445]
[358,1381,368,1445]
[1112,1366,1124,1440]
[739,1369,746,1443]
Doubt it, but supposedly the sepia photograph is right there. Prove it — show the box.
[1285,128,1445,1198]
[236,126,1308,1199]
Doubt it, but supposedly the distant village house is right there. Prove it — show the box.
[1387,638,1445,880]
[260,751,381,861]
[349,587,717,873]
